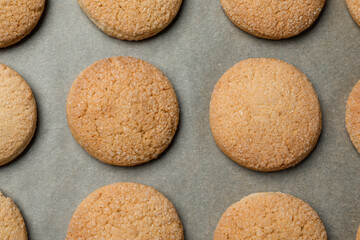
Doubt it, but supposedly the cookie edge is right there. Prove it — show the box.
[346,0,360,27]
[219,0,326,40]
[0,0,46,48]
[77,0,183,41]
[0,191,28,240]
[0,64,37,166]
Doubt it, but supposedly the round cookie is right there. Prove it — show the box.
[0,192,28,240]
[66,182,184,240]
[0,64,37,166]
[67,56,179,166]
[77,0,182,41]
[220,0,325,39]
[346,0,360,26]
[346,80,360,153]
[213,192,327,240]
[0,0,45,48]
[209,58,322,172]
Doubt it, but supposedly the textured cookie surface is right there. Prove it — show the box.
[346,80,360,153]
[67,56,179,166]
[77,0,182,41]
[346,0,360,27]
[0,0,45,48]
[66,182,184,240]
[209,58,321,172]
[0,192,28,240]
[220,0,325,39]
[213,192,327,240]
[0,64,37,166]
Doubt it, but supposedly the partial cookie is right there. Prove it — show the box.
[0,64,37,166]
[77,0,182,41]
[0,0,45,48]
[346,80,360,153]
[346,0,360,26]
[357,225,360,240]
[0,192,28,240]
[67,56,179,166]
[213,192,327,240]
[220,0,325,39]
[209,58,322,172]
[66,182,184,240]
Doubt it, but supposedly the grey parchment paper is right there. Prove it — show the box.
[0,0,359,239]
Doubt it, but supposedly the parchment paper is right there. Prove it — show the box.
[0,0,359,239]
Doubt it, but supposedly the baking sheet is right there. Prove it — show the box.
[0,0,359,239]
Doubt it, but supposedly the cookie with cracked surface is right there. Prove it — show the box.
[220,0,325,39]
[0,64,37,166]
[66,182,184,240]
[67,56,179,166]
[209,58,321,172]
[346,0,360,27]
[0,0,45,48]
[0,192,28,240]
[77,0,182,41]
[213,192,327,240]
[346,80,360,153]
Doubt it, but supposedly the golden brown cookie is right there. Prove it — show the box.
[66,182,184,240]
[0,64,37,166]
[220,0,325,39]
[77,0,182,41]
[357,225,360,240]
[0,0,45,48]
[213,192,327,240]
[0,192,28,240]
[346,0,360,26]
[67,56,179,166]
[346,80,360,153]
[209,58,322,172]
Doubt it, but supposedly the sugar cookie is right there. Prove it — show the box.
[67,56,179,166]
[220,0,325,39]
[0,192,28,240]
[66,182,184,240]
[346,0,360,26]
[0,0,45,48]
[346,80,360,153]
[213,192,327,240]
[0,64,37,166]
[209,58,322,172]
[77,0,182,41]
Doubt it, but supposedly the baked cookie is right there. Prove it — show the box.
[346,80,360,153]
[0,64,37,166]
[213,192,327,240]
[67,56,179,166]
[220,0,325,39]
[77,0,182,41]
[346,0,360,26]
[0,0,45,48]
[0,192,28,240]
[66,182,184,240]
[357,225,360,240]
[209,58,321,172]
